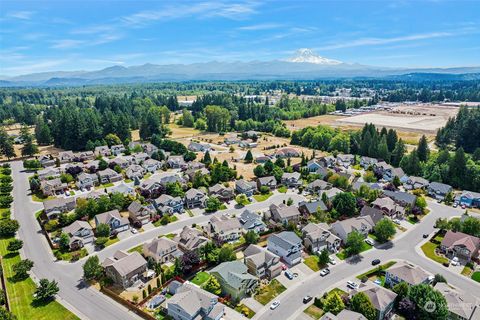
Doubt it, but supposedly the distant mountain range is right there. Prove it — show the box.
[1,49,479,86]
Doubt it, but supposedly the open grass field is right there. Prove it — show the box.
[0,238,79,320]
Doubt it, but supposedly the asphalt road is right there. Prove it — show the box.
[10,161,305,320]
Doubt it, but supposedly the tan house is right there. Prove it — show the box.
[143,238,183,263]
[243,244,282,280]
[102,250,148,289]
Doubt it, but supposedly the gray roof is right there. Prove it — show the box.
[429,181,453,194]
[331,216,375,234]
[102,250,147,276]
[235,179,256,191]
[299,200,328,214]
[434,282,480,320]
[258,176,276,185]
[268,231,302,250]
[209,215,242,233]
[243,244,280,268]
[382,190,417,206]
[354,282,397,312]
[63,220,92,235]
[185,188,205,200]
[360,206,384,224]
[321,310,367,320]
[43,197,75,211]
[95,209,129,226]
[239,210,266,230]
[386,262,431,285]
[143,238,178,257]
[168,282,220,318]
[210,261,257,290]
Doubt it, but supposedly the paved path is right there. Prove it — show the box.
[10,161,305,320]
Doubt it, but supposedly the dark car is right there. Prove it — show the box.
[423,234,429,239]
[303,296,313,304]
[371,259,381,266]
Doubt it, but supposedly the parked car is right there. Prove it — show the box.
[423,234,429,239]
[285,270,294,280]
[347,281,358,289]
[131,228,138,234]
[453,202,458,208]
[451,257,460,266]
[371,259,381,266]
[365,238,374,246]
[329,258,336,265]
[461,204,466,209]
[281,264,287,271]
[320,268,330,277]
[270,301,280,310]
[303,296,313,304]
[393,219,401,225]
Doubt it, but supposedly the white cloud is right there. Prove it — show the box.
[2,59,68,75]
[237,23,283,31]
[7,11,35,20]
[51,39,85,49]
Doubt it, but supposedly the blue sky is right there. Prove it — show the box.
[1,0,479,75]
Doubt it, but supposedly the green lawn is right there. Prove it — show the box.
[304,305,324,319]
[472,272,480,282]
[253,192,273,202]
[336,242,372,260]
[219,204,227,210]
[278,186,287,193]
[461,266,473,276]
[304,255,321,272]
[127,244,143,254]
[254,279,286,305]
[191,271,210,286]
[0,238,79,320]
[105,236,120,247]
[235,304,256,318]
[420,241,449,264]
[186,209,194,217]
[31,193,55,202]
[95,183,114,189]
[356,261,397,280]
[54,248,88,262]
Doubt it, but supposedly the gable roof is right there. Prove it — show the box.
[441,230,480,254]
[386,262,430,285]
[299,200,328,214]
[434,282,480,320]
[382,190,417,206]
[210,261,257,290]
[429,181,453,194]
[63,220,92,235]
[360,206,384,224]
[244,244,279,267]
[268,231,302,250]
[354,282,397,312]
[102,250,147,276]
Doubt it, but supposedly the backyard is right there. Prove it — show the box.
[190,271,210,286]
[254,279,286,305]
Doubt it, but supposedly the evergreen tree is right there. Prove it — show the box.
[391,139,406,166]
[35,116,52,145]
[417,135,430,162]
[351,292,377,320]
[386,129,398,152]
[202,151,212,165]
[377,136,390,162]
[244,150,253,163]
[448,147,467,188]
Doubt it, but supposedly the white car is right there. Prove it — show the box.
[320,268,330,277]
[365,238,374,246]
[270,301,280,310]
[347,281,358,289]
[131,228,138,234]
[451,257,459,266]
[329,258,336,265]
[393,219,401,225]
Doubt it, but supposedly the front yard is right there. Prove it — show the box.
[336,242,372,260]
[304,305,324,319]
[235,304,256,318]
[254,279,286,305]
[420,240,448,264]
[253,192,273,202]
[304,255,322,272]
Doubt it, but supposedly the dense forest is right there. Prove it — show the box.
[436,106,480,153]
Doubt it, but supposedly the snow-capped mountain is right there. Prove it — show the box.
[286,48,342,65]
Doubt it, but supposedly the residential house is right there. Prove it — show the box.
[374,162,406,182]
[185,161,205,171]
[255,156,271,164]
[235,179,256,197]
[306,159,323,173]
[224,136,241,145]
[142,158,162,173]
[434,282,480,320]
[320,156,336,168]
[73,151,95,162]
[58,151,75,164]
[352,282,397,320]
[125,164,145,180]
[298,200,328,216]
[257,176,277,190]
[267,231,303,266]
[110,144,126,156]
[428,182,453,201]
[102,250,148,289]
[79,190,107,201]
[141,143,158,156]
[371,197,406,219]
[128,201,154,225]
[239,210,267,234]
[306,179,330,194]
[140,172,185,193]
[38,155,55,167]
[188,141,210,152]
[173,226,208,252]
[319,187,342,201]
[76,172,99,189]
[336,154,355,168]
[109,156,129,169]
[385,262,432,287]
[167,156,186,169]
[274,147,300,158]
[404,176,430,190]
[62,220,94,250]
[360,156,378,169]
[185,167,210,182]
[208,184,234,201]
[205,215,242,242]
[210,261,258,301]
[331,216,375,243]
[37,167,60,181]
[315,166,330,179]
[40,178,67,196]
[338,172,355,184]
[154,194,184,214]
[94,146,111,157]
[167,282,225,320]
[243,244,282,280]
[459,191,480,208]
[108,183,135,197]
[382,190,417,208]
[143,238,183,263]
[184,188,206,209]
[352,181,383,192]
[97,168,122,184]
[321,310,367,320]
[239,139,257,148]
[302,222,341,253]
[360,206,385,224]
[133,152,148,164]
[95,209,130,234]
[281,172,301,187]
[269,203,301,224]
[440,230,480,261]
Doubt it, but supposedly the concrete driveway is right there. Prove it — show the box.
[276,262,314,288]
